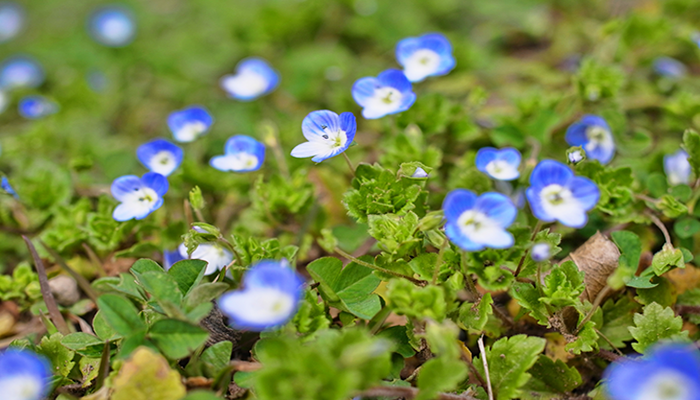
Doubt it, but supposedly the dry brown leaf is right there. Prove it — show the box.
[562,231,620,303]
[666,264,700,294]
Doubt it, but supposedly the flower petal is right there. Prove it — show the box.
[141,172,169,197]
[529,159,573,188]
[442,189,477,223]
[445,223,484,251]
[474,192,517,228]
[111,175,144,202]
[301,110,341,141]
[567,177,600,211]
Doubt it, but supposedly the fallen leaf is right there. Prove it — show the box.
[112,347,186,400]
[562,232,620,302]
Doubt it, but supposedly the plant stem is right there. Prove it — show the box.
[23,236,70,335]
[646,212,672,246]
[342,152,355,177]
[514,220,543,277]
[432,238,450,285]
[41,241,99,302]
[334,247,427,286]
[478,335,494,400]
[575,285,612,335]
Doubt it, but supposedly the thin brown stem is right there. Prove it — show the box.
[42,241,99,302]
[23,236,70,335]
[342,152,356,177]
[514,221,543,276]
[594,328,624,357]
[646,212,672,246]
[575,286,612,335]
[335,247,427,286]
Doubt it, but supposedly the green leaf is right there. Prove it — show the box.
[386,278,448,321]
[510,282,550,325]
[201,341,233,378]
[565,320,599,354]
[130,258,164,278]
[636,277,675,307]
[307,257,382,319]
[682,129,700,178]
[523,355,582,395]
[189,186,205,210]
[458,293,493,333]
[376,325,415,358]
[136,271,184,317]
[541,261,585,308]
[181,391,222,400]
[149,319,209,360]
[658,194,688,218]
[611,230,642,269]
[168,259,207,296]
[184,282,230,310]
[61,332,104,358]
[650,244,685,276]
[597,296,639,349]
[474,335,546,400]
[97,294,147,336]
[677,288,700,324]
[37,333,76,377]
[629,302,689,353]
[415,357,468,400]
[93,310,122,341]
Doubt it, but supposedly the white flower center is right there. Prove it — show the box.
[229,153,259,171]
[485,160,518,180]
[456,209,512,248]
[584,126,613,153]
[0,375,43,400]
[148,151,175,175]
[318,124,347,149]
[223,70,268,98]
[101,18,131,42]
[403,49,441,81]
[364,86,403,117]
[176,121,207,142]
[223,287,295,325]
[638,370,692,400]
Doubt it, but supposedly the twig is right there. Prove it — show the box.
[574,286,612,335]
[41,241,99,302]
[478,335,494,400]
[646,212,672,246]
[95,341,110,389]
[229,360,263,372]
[595,349,624,362]
[514,221,543,276]
[358,385,479,400]
[593,328,624,357]
[334,247,427,286]
[676,305,700,315]
[23,235,70,335]
[82,243,107,277]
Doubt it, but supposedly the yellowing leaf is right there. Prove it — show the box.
[112,347,186,400]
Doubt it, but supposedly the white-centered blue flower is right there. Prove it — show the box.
[395,33,455,83]
[210,135,265,172]
[88,6,136,47]
[18,96,58,119]
[220,58,279,101]
[664,149,691,186]
[167,106,213,143]
[565,115,615,165]
[352,69,416,119]
[136,139,183,177]
[218,259,304,331]
[110,172,168,221]
[526,159,599,228]
[653,57,687,79]
[163,249,184,271]
[443,189,517,251]
[290,110,357,163]
[0,2,24,43]
[604,343,700,400]
[530,243,551,262]
[177,242,233,276]
[2,176,18,199]
[0,348,51,400]
[475,147,521,181]
[0,56,44,90]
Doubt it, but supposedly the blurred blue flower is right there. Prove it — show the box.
[88,5,135,47]
[604,343,700,400]
[18,96,58,119]
[567,148,584,164]
[653,57,687,78]
[178,242,233,276]
[167,106,213,143]
[0,348,51,400]
[396,33,455,82]
[210,135,265,172]
[87,70,108,92]
[443,189,517,251]
[352,69,416,119]
[218,259,304,331]
[1,176,18,199]
[530,243,551,262]
[526,159,599,228]
[693,32,700,48]
[136,139,183,177]
[220,58,279,101]
[163,249,184,270]
[0,2,24,43]
[291,110,356,162]
[475,147,521,181]
[412,166,429,178]
[565,115,615,165]
[110,172,168,221]
[0,56,44,90]
[664,149,691,186]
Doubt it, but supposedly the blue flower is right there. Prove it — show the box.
[412,167,429,178]
[664,149,691,186]
[653,57,687,78]
[604,343,700,400]
[1,176,18,199]
[530,243,551,262]
[0,348,51,400]
[111,172,168,221]
[163,249,184,271]
[290,110,356,162]
[167,106,213,143]
[475,147,521,181]
[18,96,58,119]
[0,56,44,90]
[136,139,183,177]
[88,6,135,47]
[443,189,517,251]
[565,115,615,165]
[526,159,599,228]
[352,69,416,119]
[0,2,24,43]
[220,57,279,101]
[396,33,455,83]
[210,135,265,172]
[218,259,305,331]
[178,242,233,275]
